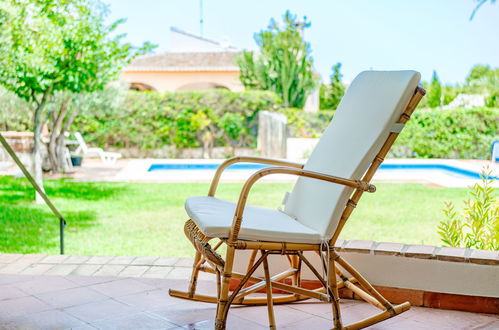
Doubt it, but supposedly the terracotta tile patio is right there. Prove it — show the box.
[0,254,497,329]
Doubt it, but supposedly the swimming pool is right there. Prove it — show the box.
[147,162,497,180]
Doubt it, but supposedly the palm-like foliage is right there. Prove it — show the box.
[237,11,318,108]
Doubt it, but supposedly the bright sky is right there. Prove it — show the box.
[104,0,499,85]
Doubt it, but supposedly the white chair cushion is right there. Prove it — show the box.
[284,70,421,240]
[185,196,322,244]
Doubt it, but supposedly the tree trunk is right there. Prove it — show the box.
[47,108,60,173]
[59,108,79,172]
[32,104,45,204]
[47,97,69,173]
[202,131,215,159]
[32,89,52,203]
[55,134,67,171]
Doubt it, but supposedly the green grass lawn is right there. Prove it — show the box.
[0,176,470,257]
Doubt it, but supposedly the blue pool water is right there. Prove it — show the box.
[147,163,497,180]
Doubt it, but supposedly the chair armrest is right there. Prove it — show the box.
[207,156,304,197]
[227,166,376,243]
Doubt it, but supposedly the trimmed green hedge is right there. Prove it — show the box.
[72,89,280,152]
[282,107,499,159]
[1,86,497,159]
[280,108,334,138]
[391,107,499,159]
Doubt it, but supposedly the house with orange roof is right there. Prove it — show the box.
[121,27,243,92]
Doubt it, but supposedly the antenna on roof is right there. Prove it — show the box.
[199,0,204,37]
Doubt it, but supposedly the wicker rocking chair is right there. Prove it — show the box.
[169,71,425,329]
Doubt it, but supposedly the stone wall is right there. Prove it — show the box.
[257,111,287,158]
[0,131,34,167]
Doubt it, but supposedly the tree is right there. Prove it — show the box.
[466,64,492,83]
[464,65,498,92]
[470,0,497,20]
[442,85,459,106]
[463,64,499,107]
[237,11,318,108]
[319,63,346,110]
[0,0,152,201]
[427,71,443,108]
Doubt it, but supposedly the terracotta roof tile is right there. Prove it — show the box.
[125,52,240,72]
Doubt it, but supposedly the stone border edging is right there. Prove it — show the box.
[0,254,196,279]
[335,239,499,265]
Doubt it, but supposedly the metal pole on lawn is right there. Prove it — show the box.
[0,132,66,254]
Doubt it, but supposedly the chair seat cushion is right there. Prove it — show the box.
[185,196,323,244]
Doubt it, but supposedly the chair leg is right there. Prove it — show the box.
[246,250,259,273]
[244,250,259,288]
[262,251,276,329]
[215,247,235,330]
[328,251,343,330]
[215,268,222,319]
[188,251,202,298]
[331,251,411,329]
[333,252,393,311]
[216,269,222,299]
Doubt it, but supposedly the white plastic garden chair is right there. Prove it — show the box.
[73,132,121,164]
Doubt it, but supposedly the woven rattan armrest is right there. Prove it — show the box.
[227,166,376,243]
[208,156,304,196]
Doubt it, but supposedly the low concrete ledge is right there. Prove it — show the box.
[334,239,499,265]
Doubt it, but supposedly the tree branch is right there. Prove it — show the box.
[470,0,488,20]
[62,107,79,135]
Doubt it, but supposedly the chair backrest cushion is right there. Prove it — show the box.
[283,70,421,239]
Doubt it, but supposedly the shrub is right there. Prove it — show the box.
[391,107,499,159]
[0,87,280,156]
[0,88,32,131]
[437,168,498,250]
[281,108,334,138]
[219,112,247,154]
[282,107,498,160]
[486,89,499,108]
[1,86,498,160]
[71,89,281,154]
